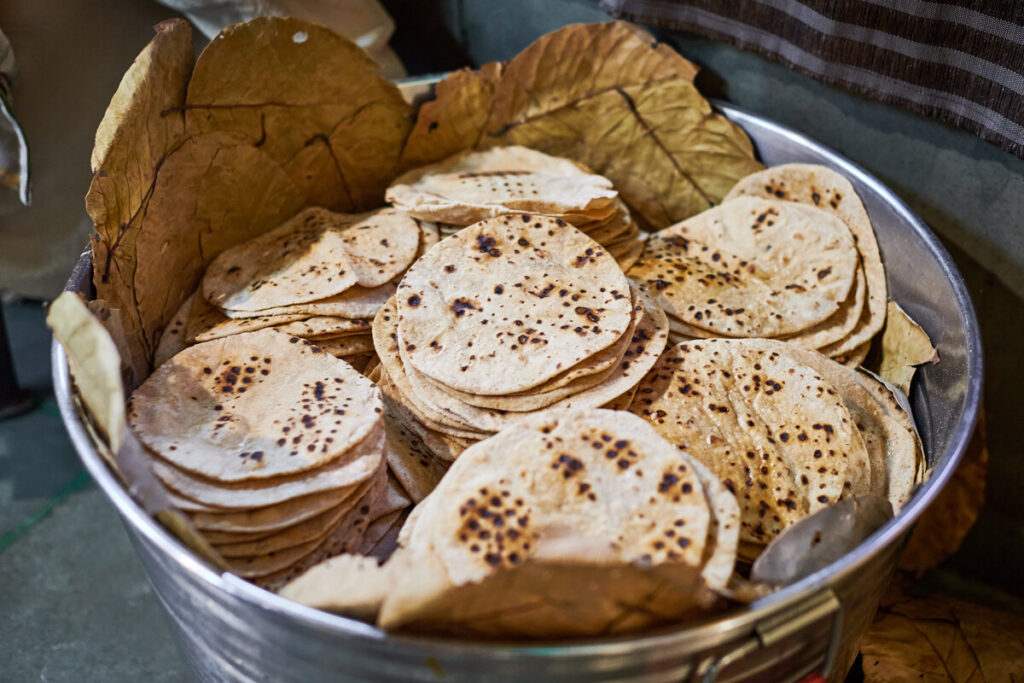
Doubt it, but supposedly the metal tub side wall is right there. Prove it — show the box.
[127,509,905,683]
[53,99,982,682]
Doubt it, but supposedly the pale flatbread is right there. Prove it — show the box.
[128,328,382,481]
[611,239,645,272]
[310,335,375,359]
[377,287,666,433]
[387,146,617,225]
[725,164,887,355]
[203,207,420,311]
[377,373,476,461]
[628,197,858,337]
[215,500,355,557]
[229,473,383,579]
[766,342,921,512]
[223,282,395,320]
[628,338,871,548]
[397,214,633,395]
[189,485,358,534]
[280,553,393,619]
[383,411,448,503]
[421,289,643,412]
[148,426,383,509]
[376,409,731,636]
[188,292,306,342]
[275,316,372,339]
[782,266,866,351]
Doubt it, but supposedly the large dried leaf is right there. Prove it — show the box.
[184,17,411,212]
[131,132,305,363]
[899,413,987,575]
[879,301,939,395]
[861,585,1024,682]
[400,21,761,228]
[90,19,192,174]
[47,292,127,453]
[400,63,504,170]
[86,299,148,392]
[88,19,194,370]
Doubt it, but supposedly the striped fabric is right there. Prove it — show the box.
[601,0,1024,156]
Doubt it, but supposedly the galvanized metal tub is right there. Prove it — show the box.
[53,94,982,682]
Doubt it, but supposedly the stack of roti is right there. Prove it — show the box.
[127,327,410,589]
[386,147,647,270]
[153,206,439,372]
[281,409,740,637]
[628,164,886,367]
[372,213,669,463]
[626,338,924,560]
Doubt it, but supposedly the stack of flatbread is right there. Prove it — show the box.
[372,213,669,463]
[153,206,440,373]
[127,328,410,589]
[386,146,647,270]
[628,164,886,367]
[281,408,740,637]
[626,338,924,560]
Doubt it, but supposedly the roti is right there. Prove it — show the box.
[628,338,872,549]
[725,164,887,354]
[386,146,617,225]
[223,283,395,320]
[154,293,193,367]
[188,293,306,343]
[628,197,858,337]
[382,411,448,503]
[760,341,921,511]
[275,316,372,339]
[203,207,421,311]
[397,214,633,395]
[374,409,733,636]
[147,426,384,509]
[128,328,382,481]
[782,266,866,351]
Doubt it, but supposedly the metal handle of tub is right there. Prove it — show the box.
[697,590,843,683]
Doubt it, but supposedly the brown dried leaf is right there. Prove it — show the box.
[88,19,194,368]
[184,17,411,212]
[130,132,305,363]
[400,63,504,170]
[47,292,126,453]
[899,412,987,575]
[879,301,939,395]
[90,19,192,174]
[86,299,148,392]
[400,21,760,228]
[861,586,1024,682]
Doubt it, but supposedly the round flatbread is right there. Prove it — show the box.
[128,328,382,481]
[376,409,732,636]
[628,196,858,337]
[386,146,617,225]
[275,316,371,339]
[628,338,871,549]
[224,282,395,320]
[758,341,921,512]
[397,214,633,396]
[154,293,193,368]
[724,164,887,354]
[147,426,384,510]
[782,266,866,351]
[203,207,421,311]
